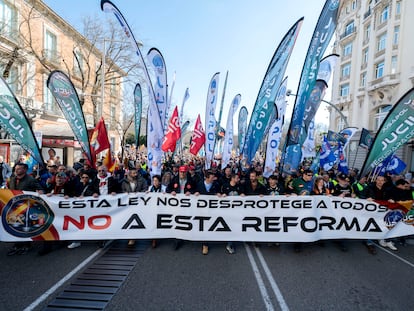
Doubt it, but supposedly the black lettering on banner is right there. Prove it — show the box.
[303,200,312,208]
[352,202,364,210]
[292,200,303,208]
[175,216,192,230]
[181,198,191,208]
[363,218,382,232]
[193,216,211,231]
[219,199,231,208]
[281,200,290,208]
[283,217,299,232]
[340,201,353,210]
[231,200,243,208]
[209,217,231,232]
[157,197,168,206]
[256,200,268,208]
[301,217,318,232]
[157,214,173,228]
[244,200,256,209]
[59,201,71,208]
[197,200,207,208]
[337,217,360,231]
[141,196,151,205]
[122,213,146,229]
[316,200,328,209]
[129,197,139,206]
[168,197,180,207]
[264,217,281,232]
[72,200,87,208]
[89,199,100,208]
[118,198,127,206]
[96,199,111,208]
[242,217,262,232]
[319,216,336,230]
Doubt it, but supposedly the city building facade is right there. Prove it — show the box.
[0,0,124,166]
[330,0,413,172]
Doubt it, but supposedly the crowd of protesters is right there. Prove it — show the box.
[2,150,414,257]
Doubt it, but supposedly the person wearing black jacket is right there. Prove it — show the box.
[67,171,99,249]
[195,170,221,255]
[367,175,397,251]
[166,166,197,195]
[6,163,44,256]
[242,170,267,195]
[166,166,196,250]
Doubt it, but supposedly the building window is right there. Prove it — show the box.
[393,26,400,45]
[375,61,385,79]
[43,75,56,112]
[0,63,18,93]
[391,56,398,74]
[345,21,355,36]
[340,84,350,97]
[377,33,387,51]
[360,72,367,87]
[396,1,401,15]
[379,5,389,24]
[364,24,371,42]
[110,77,117,95]
[363,48,369,64]
[73,49,83,76]
[0,0,17,40]
[44,29,57,62]
[337,118,346,132]
[351,0,357,10]
[341,63,351,78]
[375,105,392,130]
[343,42,352,56]
[110,104,116,126]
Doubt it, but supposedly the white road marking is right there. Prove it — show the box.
[244,243,275,311]
[377,245,414,268]
[255,246,290,311]
[23,247,105,311]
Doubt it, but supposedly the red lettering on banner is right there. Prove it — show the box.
[63,215,111,230]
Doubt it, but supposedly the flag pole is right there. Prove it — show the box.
[351,146,360,169]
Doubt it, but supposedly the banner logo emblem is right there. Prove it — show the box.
[1,194,54,238]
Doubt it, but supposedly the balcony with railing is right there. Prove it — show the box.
[339,27,357,40]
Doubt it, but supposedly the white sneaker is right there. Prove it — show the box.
[67,242,81,249]
[385,241,397,251]
[379,240,397,251]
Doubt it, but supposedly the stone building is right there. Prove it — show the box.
[330,0,413,172]
[0,0,125,166]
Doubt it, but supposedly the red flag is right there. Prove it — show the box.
[90,117,110,155]
[162,106,181,152]
[103,149,117,173]
[190,114,205,155]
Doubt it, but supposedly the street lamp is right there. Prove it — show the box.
[286,90,349,128]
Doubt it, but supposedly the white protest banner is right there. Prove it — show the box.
[1,190,413,242]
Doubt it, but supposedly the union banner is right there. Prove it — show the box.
[0,190,413,242]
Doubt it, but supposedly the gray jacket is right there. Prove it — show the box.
[0,162,12,188]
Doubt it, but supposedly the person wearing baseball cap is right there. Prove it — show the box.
[166,164,197,250]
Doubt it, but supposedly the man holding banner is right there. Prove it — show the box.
[7,163,44,256]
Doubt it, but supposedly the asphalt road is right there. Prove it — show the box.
[1,239,413,311]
